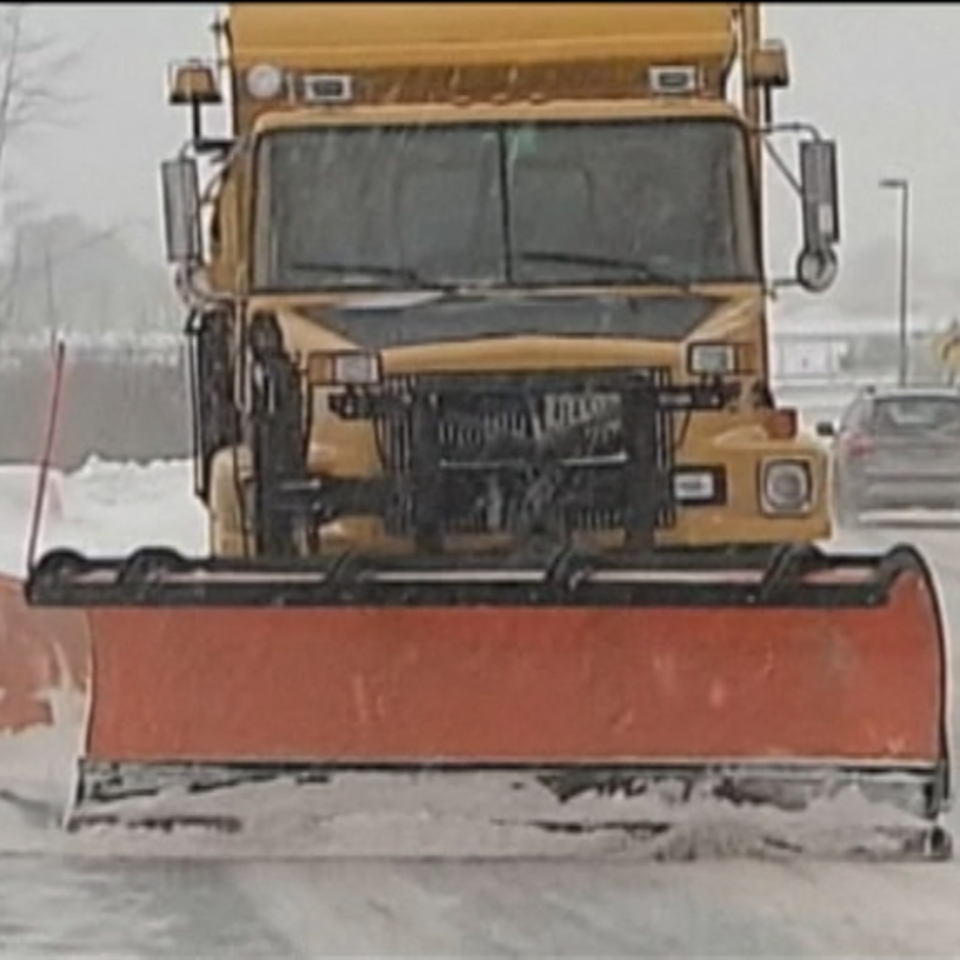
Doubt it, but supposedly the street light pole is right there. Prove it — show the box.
[879,177,910,386]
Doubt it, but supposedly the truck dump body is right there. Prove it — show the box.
[227,3,737,128]
[228,3,737,70]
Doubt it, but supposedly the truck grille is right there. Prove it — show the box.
[373,369,675,539]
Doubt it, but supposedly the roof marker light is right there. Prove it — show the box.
[302,74,354,105]
[649,66,700,96]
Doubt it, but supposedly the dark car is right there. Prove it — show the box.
[817,385,960,525]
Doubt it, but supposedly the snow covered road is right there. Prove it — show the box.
[6,855,960,957]
[2,459,960,956]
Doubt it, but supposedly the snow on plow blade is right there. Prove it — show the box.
[23,543,953,860]
[0,574,89,733]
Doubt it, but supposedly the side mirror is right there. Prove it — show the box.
[160,156,202,265]
[815,421,836,438]
[796,139,840,293]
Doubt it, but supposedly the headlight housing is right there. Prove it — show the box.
[760,459,813,515]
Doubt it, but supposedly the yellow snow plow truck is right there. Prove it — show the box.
[23,2,951,859]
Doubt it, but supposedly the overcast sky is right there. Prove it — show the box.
[7,3,960,289]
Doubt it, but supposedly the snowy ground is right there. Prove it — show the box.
[4,454,960,954]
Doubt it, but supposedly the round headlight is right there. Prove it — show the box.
[762,460,812,514]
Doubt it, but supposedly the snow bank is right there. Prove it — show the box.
[0,689,86,835]
[0,455,206,578]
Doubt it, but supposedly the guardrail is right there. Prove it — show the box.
[0,343,190,469]
[0,340,907,470]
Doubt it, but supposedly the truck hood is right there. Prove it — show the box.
[292,289,725,352]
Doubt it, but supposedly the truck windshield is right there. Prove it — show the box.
[252,118,759,292]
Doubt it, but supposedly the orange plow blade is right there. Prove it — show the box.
[23,543,953,859]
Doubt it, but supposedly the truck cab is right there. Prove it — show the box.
[161,3,842,559]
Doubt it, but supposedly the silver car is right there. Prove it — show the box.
[817,385,960,524]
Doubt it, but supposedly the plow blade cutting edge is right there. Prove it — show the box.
[23,542,952,860]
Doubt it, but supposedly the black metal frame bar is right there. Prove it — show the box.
[21,542,934,609]
[184,308,241,503]
[300,368,739,542]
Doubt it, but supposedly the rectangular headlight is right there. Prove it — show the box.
[688,343,737,376]
[333,352,381,385]
[307,351,382,386]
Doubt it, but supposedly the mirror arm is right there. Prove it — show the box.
[756,121,824,141]
[178,138,234,159]
[175,262,235,312]
[756,121,827,198]
[763,139,802,197]
[197,139,234,157]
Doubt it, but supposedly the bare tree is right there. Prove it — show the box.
[0,3,79,179]
[0,4,80,328]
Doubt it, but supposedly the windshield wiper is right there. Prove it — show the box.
[289,261,433,287]
[288,261,496,298]
[517,250,696,293]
